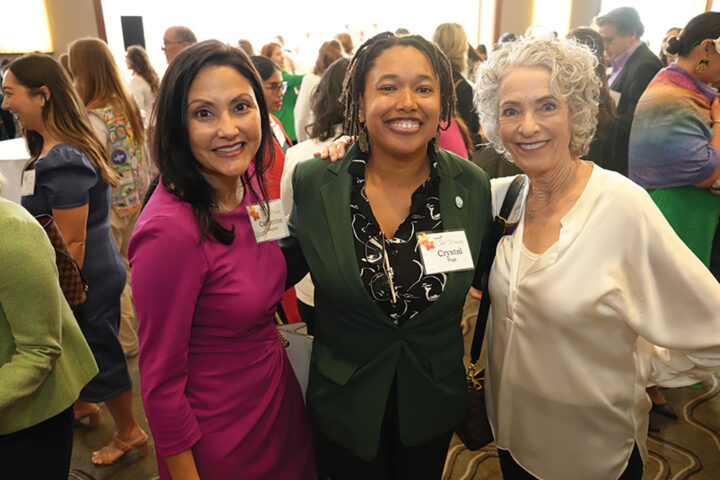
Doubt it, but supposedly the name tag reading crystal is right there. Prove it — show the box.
[417,230,474,274]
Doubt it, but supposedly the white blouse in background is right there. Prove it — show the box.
[128,74,155,123]
[487,166,720,480]
[280,124,344,307]
[293,73,321,144]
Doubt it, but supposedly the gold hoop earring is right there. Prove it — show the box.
[697,56,709,73]
[358,127,369,153]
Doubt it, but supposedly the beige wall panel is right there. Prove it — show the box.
[45,0,99,57]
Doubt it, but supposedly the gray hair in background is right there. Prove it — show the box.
[0,171,5,194]
[473,36,601,160]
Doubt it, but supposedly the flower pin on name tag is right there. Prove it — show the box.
[417,230,474,274]
[247,199,289,243]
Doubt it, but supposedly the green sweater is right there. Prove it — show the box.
[0,198,98,434]
[276,70,305,143]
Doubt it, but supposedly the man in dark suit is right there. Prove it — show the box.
[596,6,662,176]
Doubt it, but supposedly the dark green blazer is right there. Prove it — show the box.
[282,144,491,460]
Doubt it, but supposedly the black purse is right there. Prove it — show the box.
[456,175,524,450]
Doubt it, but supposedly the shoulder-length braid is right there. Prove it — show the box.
[126,45,160,95]
[69,37,146,146]
[153,40,273,245]
[340,32,456,137]
[8,54,118,186]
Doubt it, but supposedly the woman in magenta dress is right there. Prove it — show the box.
[128,41,315,480]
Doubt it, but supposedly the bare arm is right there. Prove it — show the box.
[164,450,201,480]
[52,204,89,269]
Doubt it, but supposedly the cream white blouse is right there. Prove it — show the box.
[487,166,720,480]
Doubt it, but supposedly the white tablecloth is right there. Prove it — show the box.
[0,138,30,204]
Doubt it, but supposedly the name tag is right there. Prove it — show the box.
[247,199,288,243]
[417,230,474,274]
[21,169,35,196]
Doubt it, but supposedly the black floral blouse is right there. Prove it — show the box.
[349,152,446,325]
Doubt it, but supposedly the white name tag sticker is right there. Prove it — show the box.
[417,230,474,274]
[247,199,288,243]
[20,169,35,196]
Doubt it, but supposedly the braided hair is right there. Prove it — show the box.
[340,32,455,137]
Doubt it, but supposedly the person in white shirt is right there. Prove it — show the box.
[125,45,159,123]
[473,36,720,480]
[294,40,344,143]
[281,57,349,331]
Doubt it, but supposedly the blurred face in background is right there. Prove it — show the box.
[163,28,189,64]
[270,46,284,69]
[598,24,638,62]
[262,69,285,113]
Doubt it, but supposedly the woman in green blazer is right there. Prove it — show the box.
[0,193,98,479]
[283,33,491,479]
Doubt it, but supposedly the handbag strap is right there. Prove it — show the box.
[468,175,525,364]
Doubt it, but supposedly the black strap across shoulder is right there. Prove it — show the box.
[468,175,525,363]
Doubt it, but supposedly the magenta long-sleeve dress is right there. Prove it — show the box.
[128,182,315,480]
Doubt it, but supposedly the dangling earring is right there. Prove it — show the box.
[431,131,441,154]
[358,126,369,153]
[697,56,709,73]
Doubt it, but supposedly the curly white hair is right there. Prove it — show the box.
[473,36,601,160]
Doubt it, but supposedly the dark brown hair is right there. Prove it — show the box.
[154,40,273,245]
[666,12,720,57]
[308,57,349,141]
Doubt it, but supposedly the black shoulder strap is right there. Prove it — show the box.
[468,175,525,364]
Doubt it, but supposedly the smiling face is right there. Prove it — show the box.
[1,70,46,131]
[358,45,441,161]
[261,68,284,113]
[498,66,573,176]
[186,65,262,193]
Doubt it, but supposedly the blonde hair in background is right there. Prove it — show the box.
[0,171,5,194]
[69,37,145,146]
[433,23,468,74]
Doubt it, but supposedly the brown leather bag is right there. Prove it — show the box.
[35,214,88,309]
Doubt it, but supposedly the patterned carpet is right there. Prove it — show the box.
[442,374,720,480]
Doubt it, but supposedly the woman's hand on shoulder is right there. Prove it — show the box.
[314,135,354,162]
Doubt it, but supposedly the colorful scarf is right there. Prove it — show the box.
[629,64,719,189]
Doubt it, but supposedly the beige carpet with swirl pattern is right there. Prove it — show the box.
[442,374,720,480]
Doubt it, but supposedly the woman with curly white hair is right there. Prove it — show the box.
[474,36,720,479]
